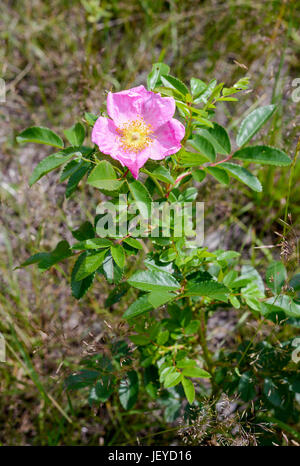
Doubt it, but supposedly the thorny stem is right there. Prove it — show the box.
[210,152,233,166]
[119,168,129,179]
[160,181,218,390]
[166,171,191,197]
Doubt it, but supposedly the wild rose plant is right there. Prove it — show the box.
[17,64,299,435]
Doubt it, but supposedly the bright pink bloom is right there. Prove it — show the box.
[91,85,185,179]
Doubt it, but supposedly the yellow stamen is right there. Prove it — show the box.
[116,117,153,153]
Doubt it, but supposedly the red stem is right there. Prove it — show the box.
[210,153,233,166]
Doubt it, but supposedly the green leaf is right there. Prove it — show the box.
[150,166,175,184]
[123,237,143,250]
[144,366,160,399]
[178,187,198,202]
[288,376,300,394]
[263,378,282,407]
[185,280,229,302]
[84,112,98,126]
[159,367,175,383]
[236,105,276,147]
[191,115,214,128]
[229,295,240,309]
[194,79,216,104]
[123,295,154,320]
[163,399,181,423]
[156,329,169,345]
[189,106,209,117]
[147,290,175,308]
[17,126,64,148]
[233,76,250,90]
[65,162,90,198]
[178,149,209,166]
[241,281,264,312]
[187,270,214,283]
[224,270,238,287]
[93,376,114,402]
[172,100,190,116]
[155,86,180,98]
[266,261,287,294]
[129,334,150,345]
[119,371,139,410]
[60,160,81,182]
[185,320,200,335]
[259,302,286,323]
[221,162,262,192]
[233,145,291,166]
[160,75,189,97]
[65,370,99,390]
[182,367,211,378]
[216,250,240,265]
[206,166,229,184]
[87,161,123,191]
[128,270,180,292]
[127,179,152,218]
[197,123,231,155]
[105,283,129,307]
[21,240,72,271]
[145,258,174,274]
[64,122,85,146]
[290,274,300,292]
[159,249,177,263]
[29,148,79,186]
[238,372,256,402]
[187,135,216,162]
[164,371,182,388]
[190,78,207,98]
[111,243,125,269]
[182,377,195,404]
[71,253,95,299]
[206,82,224,105]
[71,221,95,241]
[147,62,170,90]
[244,298,261,312]
[192,169,206,183]
[240,265,265,293]
[75,249,108,280]
[264,295,300,318]
[71,238,112,250]
[176,359,197,369]
[102,254,123,284]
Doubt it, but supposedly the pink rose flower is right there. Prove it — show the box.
[91,85,185,179]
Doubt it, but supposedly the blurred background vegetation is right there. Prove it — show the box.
[0,0,299,445]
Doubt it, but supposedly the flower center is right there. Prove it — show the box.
[117,117,153,153]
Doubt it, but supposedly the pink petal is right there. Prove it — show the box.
[92,116,144,178]
[118,157,140,179]
[140,93,175,130]
[140,118,185,161]
[107,86,147,126]
[91,116,120,154]
[108,151,139,179]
